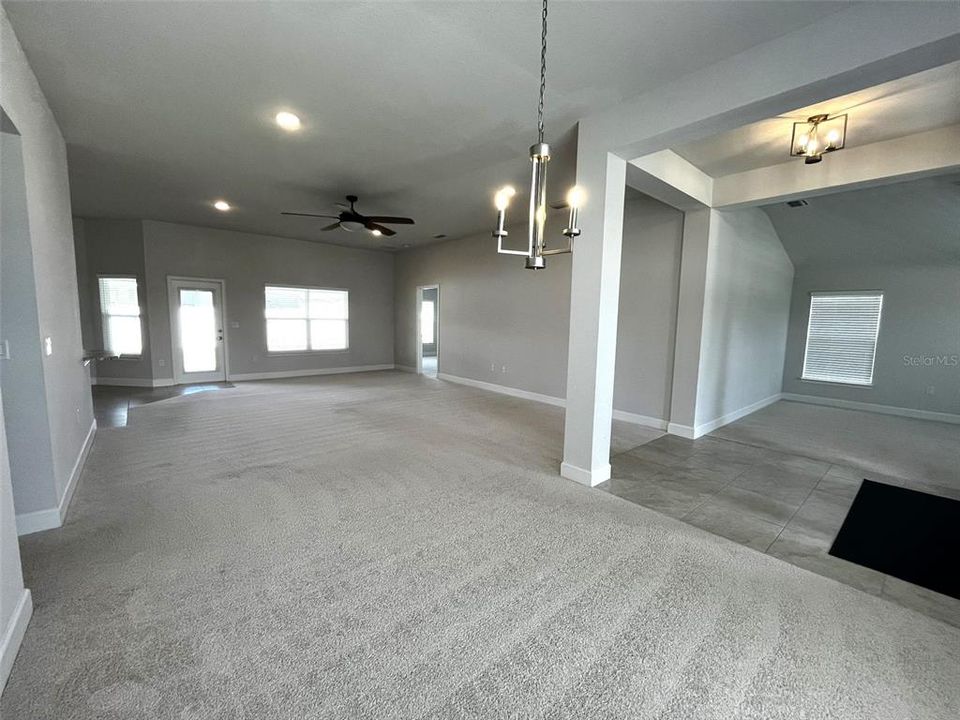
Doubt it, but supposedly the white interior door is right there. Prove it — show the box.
[168,278,226,384]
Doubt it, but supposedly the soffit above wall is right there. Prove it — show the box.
[673,61,960,178]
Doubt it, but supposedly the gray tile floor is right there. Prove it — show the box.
[600,433,960,627]
[92,382,234,427]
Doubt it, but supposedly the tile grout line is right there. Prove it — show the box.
[762,464,833,554]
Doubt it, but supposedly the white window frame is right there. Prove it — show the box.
[97,274,143,358]
[264,284,350,354]
[801,290,883,387]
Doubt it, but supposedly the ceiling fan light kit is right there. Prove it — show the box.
[492,0,582,270]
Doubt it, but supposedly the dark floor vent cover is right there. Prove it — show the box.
[829,480,960,599]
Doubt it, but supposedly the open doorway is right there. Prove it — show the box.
[416,285,439,378]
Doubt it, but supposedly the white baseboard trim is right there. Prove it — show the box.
[0,589,32,694]
[59,419,96,522]
[228,364,395,382]
[437,373,669,432]
[437,373,565,408]
[16,419,96,536]
[395,365,417,373]
[560,461,611,487]
[782,393,960,425]
[13,507,59,536]
[693,392,783,438]
[667,422,696,439]
[93,377,174,388]
[612,409,669,431]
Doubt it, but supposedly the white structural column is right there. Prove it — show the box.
[560,139,626,487]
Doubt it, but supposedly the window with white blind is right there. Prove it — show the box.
[802,292,883,386]
[98,276,143,356]
[265,286,349,352]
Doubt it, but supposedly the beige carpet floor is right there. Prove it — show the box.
[3,372,958,719]
[711,400,960,492]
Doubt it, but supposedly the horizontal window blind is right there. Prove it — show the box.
[98,277,142,356]
[802,292,883,386]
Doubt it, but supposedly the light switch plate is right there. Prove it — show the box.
[44,337,53,356]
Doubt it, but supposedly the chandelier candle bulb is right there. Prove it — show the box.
[493,186,515,240]
[564,186,584,238]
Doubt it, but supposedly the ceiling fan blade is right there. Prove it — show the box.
[367,222,396,237]
[365,216,415,225]
[320,222,342,232]
[282,211,340,219]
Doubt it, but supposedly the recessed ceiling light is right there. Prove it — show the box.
[275,111,301,131]
[213,200,231,211]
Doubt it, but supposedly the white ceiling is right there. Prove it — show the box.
[2,0,855,250]
[763,174,960,267]
[674,60,960,178]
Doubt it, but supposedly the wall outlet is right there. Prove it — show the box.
[490,362,496,372]
[501,365,506,373]
[0,339,9,360]
[230,321,240,329]
[44,337,53,356]
[158,358,166,367]
[926,385,935,396]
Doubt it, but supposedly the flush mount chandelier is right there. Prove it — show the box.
[492,0,582,270]
[790,113,848,164]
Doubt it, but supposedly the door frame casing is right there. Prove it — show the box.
[167,276,229,384]
[415,284,439,376]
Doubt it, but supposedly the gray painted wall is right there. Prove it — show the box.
[0,388,27,690]
[694,208,794,428]
[394,193,684,420]
[1,10,94,506]
[75,218,152,380]
[782,264,960,415]
[1,131,58,514]
[141,221,395,379]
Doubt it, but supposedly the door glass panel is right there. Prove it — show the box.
[179,289,217,372]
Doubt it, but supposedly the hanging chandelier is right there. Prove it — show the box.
[790,113,848,164]
[492,0,582,270]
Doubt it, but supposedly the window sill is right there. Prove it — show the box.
[266,349,350,357]
[799,378,874,389]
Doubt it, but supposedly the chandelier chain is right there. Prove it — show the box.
[538,0,548,143]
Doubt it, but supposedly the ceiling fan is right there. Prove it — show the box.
[282,195,415,237]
